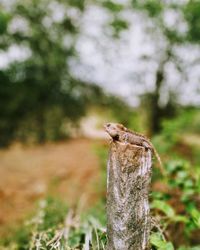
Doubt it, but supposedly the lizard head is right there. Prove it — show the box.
[104,122,127,139]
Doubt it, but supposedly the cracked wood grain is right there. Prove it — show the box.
[106,141,152,250]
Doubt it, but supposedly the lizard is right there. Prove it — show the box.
[104,122,166,175]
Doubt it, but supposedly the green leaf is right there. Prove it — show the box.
[68,229,83,248]
[135,0,163,17]
[178,246,200,250]
[190,208,200,228]
[151,233,174,250]
[110,18,129,37]
[183,0,200,42]
[0,12,10,34]
[172,215,188,223]
[151,200,175,218]
[68,0,85,11]
[103,1,124,12]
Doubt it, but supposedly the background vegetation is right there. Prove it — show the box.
[0,0,200,249]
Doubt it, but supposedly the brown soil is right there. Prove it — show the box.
[0,139,102,236]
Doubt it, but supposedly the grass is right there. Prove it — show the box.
[0,197,106,250]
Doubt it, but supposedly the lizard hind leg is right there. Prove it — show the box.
[142,141,152,151]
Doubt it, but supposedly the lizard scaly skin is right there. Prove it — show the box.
[104,122,166,175]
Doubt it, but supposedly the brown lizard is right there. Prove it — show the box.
[104,122,166,175]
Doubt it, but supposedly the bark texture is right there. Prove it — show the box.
[106,141,152,250]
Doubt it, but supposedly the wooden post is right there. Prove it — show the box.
[106,141,152,250]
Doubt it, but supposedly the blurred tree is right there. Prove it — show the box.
[0,0,108,146]
[1,0,200,145]
[135,0,200,134]
[102,0,200,134]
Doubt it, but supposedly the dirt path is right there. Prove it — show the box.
[0,139,103,236]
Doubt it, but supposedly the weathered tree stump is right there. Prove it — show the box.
[106,141,152,250]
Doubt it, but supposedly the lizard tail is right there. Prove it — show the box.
[151,145,166,176]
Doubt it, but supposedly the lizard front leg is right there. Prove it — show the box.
[124,133,129,144]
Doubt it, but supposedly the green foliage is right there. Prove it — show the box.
[142,0,163,17]
[102,1,124,12]
[39,197,68,231]
[184,0,200,42]
[0,0,132,147]
[102,1,128,38]
[1,120,200,249]
[163,28,185,44]
[110,18,129,37]
[131,0,200,134]
[150,155,200,247]
[0,0,117,146]
[68,0,85,11]
[151,109,200,154]
[94,144,107,193]
[1,198,106,250]
[151,200,175,218]
[178,247,200,250]
[151,233,174,250]
[1,0,200,145]
[149,109,200,247]
[132,0,164,18]
[0,11,10,35]
[0,198,67,249]
[187,205,200,229]
[162,110,199,138]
